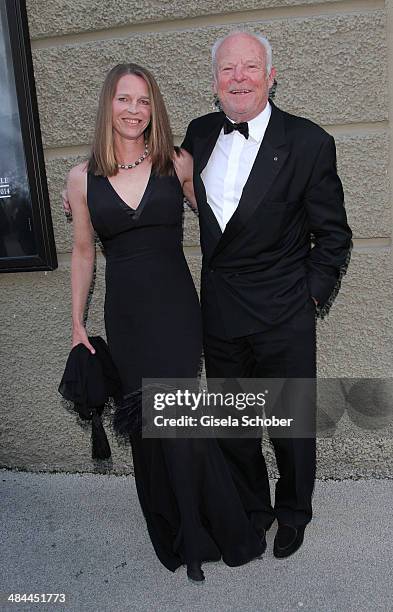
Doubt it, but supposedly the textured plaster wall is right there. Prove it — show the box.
[32,11,388,147]
[26,0,348,38]
[0,0,391,475]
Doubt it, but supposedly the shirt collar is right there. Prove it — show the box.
[225,102,271,143]
[247,102,271,143]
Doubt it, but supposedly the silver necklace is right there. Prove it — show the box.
[117,141,149,170]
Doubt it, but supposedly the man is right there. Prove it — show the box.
[181,31,352,558]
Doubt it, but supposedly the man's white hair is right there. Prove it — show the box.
[211,31,273,78]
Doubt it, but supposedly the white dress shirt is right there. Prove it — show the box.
[201,102,272,231]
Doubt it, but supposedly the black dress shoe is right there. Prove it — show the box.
[256,520,276,556]
[186,562,205,583]
[273,524,305,558]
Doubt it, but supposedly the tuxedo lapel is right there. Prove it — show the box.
[194,113,225,243]
[212,103,289,259]
[195,112,225,174]
[195,172,223,244]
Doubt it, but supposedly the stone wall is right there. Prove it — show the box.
[0,0,391,475]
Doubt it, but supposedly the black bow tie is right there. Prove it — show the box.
[223,118,249,139]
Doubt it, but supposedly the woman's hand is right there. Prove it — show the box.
[72,323,96,354]
[174,148,198,211]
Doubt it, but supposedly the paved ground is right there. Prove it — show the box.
[0,469,392,612]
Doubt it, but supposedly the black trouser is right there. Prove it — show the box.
[204,300,316,528]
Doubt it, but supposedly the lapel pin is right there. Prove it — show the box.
[273,155,278,162]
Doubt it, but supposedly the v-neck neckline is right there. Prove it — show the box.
[105,168,153,216]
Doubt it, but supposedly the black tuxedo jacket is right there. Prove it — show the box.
[182,102,352,339]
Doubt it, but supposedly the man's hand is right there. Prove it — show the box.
[173,147,198,211]
[62,188,72,221]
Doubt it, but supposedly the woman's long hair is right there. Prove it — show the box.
[88,63,174,177]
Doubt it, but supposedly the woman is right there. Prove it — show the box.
[67,63,263,582]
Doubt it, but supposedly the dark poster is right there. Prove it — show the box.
[0,0,57,272]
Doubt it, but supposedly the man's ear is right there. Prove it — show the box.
[268,66,277,89]
[212,77,218,95]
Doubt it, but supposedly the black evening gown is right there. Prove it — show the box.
[87,168,263,571]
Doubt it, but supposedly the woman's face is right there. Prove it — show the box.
[112,74,151,141]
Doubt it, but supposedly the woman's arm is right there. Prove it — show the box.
[68,163,96,354]
[173,148,198,211]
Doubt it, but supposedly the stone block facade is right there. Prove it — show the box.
[0,0,391,475]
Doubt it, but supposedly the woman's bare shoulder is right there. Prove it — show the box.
[66,162,90,209]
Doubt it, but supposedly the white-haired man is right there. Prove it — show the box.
[181,31,352,558]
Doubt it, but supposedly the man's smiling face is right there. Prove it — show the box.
[213,33,275,123]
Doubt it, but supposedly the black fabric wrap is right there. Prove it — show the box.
[58,336,122,459]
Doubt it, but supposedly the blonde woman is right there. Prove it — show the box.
[67,63,263,582]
